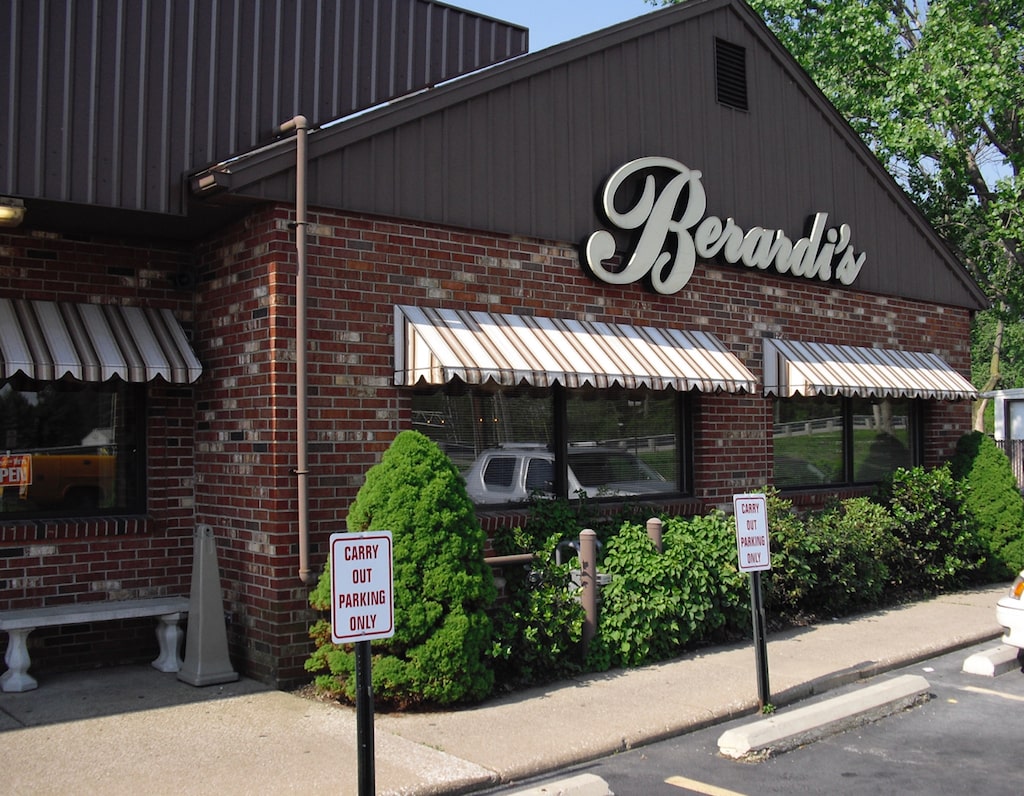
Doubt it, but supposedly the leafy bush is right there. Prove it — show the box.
[681,511,750,637]
[306,430,496,708]
[591,521,691,667]
[802,497,898,615]
[517,492,595,545]
[590,512,748,669]
[950,431,1024,578]
[761,489,819,617]
[880,464,986,592]
[521,490,651,548]
[487,525,585,689]
[306,444,1002,703]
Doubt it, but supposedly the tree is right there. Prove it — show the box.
[654,0,1024,425]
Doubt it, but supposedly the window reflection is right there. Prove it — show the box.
[0,380,142,517]
[412,386,682,504]
[772,395,915,488]
[851,397,913,481]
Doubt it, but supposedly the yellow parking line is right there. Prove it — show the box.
[665,775,748,795]
[961,685,1024,703]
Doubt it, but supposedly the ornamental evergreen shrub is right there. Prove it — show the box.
[950,431,1024,579]
[306,430,496,708]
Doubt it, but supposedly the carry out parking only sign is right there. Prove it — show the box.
[733,493,771,572]
[733,492,773,709]
[329,531,395,644]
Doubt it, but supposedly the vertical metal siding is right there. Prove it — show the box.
[0,0,527,216]
[296,6,944,301]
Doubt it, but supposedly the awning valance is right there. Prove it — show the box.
[394,305,757,393]
[0,299,203,384]
[764,338,977,400]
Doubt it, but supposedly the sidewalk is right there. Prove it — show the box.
[0,585,1008,795]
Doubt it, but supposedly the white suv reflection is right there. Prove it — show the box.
[463,443,669,505]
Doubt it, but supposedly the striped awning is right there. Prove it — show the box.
[0,299,202,384]
[394,305,757,392]
[764,338,977,400]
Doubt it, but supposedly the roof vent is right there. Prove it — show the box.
[715,38,748,111]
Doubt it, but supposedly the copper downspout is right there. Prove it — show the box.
[279,116,317,586]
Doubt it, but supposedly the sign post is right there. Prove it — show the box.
[330,531,395,796]
[733,493,771,710]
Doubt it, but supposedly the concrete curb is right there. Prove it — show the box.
[765,626,1002,713]
[505,773,613,796]
[962,644,1022,677]
[716,674,931,760]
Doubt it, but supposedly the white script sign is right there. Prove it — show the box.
[584,156,866,295]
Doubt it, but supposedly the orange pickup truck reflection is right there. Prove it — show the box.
[0,450,115,509]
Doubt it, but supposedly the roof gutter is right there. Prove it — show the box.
[279,115,317,587]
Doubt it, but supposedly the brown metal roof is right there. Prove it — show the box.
[192,0,987,311]
[0,0,527,236]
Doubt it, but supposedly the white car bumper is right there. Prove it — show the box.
[996,596,1024,649]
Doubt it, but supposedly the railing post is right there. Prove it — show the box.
[646,517,663,553]
[579,529,598,655]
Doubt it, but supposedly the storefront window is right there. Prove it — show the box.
[850,396,914,481]
[0,379,144,518]
[566,390,678,495]
[773,395,916,488]
[412,385,685,505]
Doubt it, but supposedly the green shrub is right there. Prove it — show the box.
[950,431,1024,578]
[677,511,750,637]
[761,488,819,618]
[521,491,650,549]
[880,464,986,593]
[306,430,496,708]
[802,497,897,615]
[487,525,585,689]
[593,520,701,667]
[518,493,594,544]
[591,512,748,669]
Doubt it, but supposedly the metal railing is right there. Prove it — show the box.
[996,439,1024,490]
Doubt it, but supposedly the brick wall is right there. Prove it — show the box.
[0,228,199,677]
[0,206,977,687]
[185,205,974,685]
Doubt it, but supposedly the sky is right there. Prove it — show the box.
[453,1,660,52]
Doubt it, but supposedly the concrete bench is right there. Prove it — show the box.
[0,596,189,692]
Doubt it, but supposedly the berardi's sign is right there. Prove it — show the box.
[584,156,866,295]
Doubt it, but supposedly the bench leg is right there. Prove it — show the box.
[151,612,185,673]
[1,628,38,692]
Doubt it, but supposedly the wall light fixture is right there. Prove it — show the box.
[0,197,26,228]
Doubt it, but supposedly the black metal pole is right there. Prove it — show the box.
[750,571,771,709]
[356,640,375,796]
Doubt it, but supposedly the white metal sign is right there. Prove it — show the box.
[330,531,395,643]
[733,493,771,572]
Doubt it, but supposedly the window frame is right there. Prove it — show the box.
[0,377,147,520]
[412,383,694,505]
[772,394,922,490]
